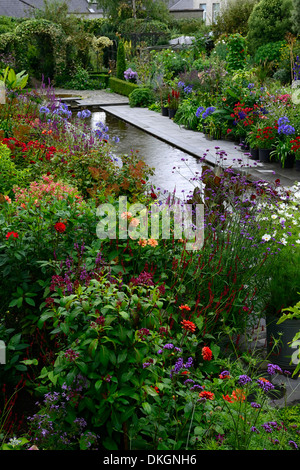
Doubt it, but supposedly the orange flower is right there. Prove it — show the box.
[202,346,213,361]
[231,388,245,402]
[199,390,214,400]
[223,394,233,402]
[138,238,147,247]
[179,304,191,311]
[181,320,196,333]
[147,238,158,247]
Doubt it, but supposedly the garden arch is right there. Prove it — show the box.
[14,19,67,80]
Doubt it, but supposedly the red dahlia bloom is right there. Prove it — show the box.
[181,320,196,333]
[54,222,66,233]
[202,346,213,361]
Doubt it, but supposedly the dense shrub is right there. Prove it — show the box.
[108,77,138,96]
[129,87,155,107]
[254,41,286,66]
[247,0,293,54]
[212,0,259,37]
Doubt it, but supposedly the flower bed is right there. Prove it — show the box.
[1,73,300,451]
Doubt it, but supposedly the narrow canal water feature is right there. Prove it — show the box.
[89,109,207,197]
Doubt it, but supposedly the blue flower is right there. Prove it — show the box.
[196,106,204,117]
[202,106,216,120]
[39,106,50,114]
[248,83,255,89]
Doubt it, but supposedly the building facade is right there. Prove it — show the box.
[169,0,226,24]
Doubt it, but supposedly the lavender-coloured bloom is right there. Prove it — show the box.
[238,374,252,385]
[250,402,261,408]
[163,343,174,349]
[267,363,283,376]
[289,440,298,449]
[257,378,275,392]
[39,106,50,114]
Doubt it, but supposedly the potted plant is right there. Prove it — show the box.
[270,137,295,168]
[255,125,277,163]
[245,128,259,160]
[159,84,170,116]
[290,136,300,171]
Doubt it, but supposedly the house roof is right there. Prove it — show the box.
[0,0,102,18]
[169,0,196,10]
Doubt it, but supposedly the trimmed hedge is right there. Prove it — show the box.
[108,77,138,96]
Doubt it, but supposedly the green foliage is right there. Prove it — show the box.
[108,76,138,96]
[0,143,31,197]
[0,66,28,90]
[62,66,105,90]
[173,98,200,130]
[247,0,293,54]
[212,0,259,37]
[226,33,247,71]
[254,40,286,66]
[129,87,155,107]
[116,40,126,80]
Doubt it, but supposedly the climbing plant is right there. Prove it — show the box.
[13,19,67,80]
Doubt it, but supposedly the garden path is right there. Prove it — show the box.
[54,88,300,190]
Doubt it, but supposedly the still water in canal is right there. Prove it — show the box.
[89,110,206,198]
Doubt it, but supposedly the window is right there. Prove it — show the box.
[199,3,206,21]
[212,3,220,22]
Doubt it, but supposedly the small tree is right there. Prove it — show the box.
[212,0,259,37]
[116,39,126,80]
[247,0,293,54]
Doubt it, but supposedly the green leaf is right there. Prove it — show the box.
[99,345,110,368]
[88,338,98,358]
[142,402,152,414]
[25,297,35,306]
[95,379,103,391]
[117,350,127,364]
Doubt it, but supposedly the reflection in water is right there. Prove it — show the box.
[90,110,205,198]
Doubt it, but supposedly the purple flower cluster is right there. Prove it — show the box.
[124,68,138,81]
[238,374,252,385]
[267,363,283,376]
[77,109,92,119]
[170,356,193,377]
[257,378,275,392]
[277,116,295,135]
[196,106,216,120]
